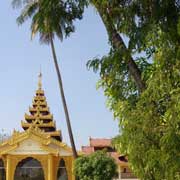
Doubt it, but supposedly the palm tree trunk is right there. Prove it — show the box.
[95,5,146,92]
[50,36,78,159]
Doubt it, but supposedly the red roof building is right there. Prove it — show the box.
[82,138,138,180]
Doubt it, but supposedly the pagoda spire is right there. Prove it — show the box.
[38,71,42,90]
[21,73,62,141]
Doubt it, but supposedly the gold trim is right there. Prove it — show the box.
[29,106,49,112]
[21,121,56,128]
[25,113,53,120]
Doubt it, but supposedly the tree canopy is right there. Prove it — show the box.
[87,0,180,179]
[74,151,117,180]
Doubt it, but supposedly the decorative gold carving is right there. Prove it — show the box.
[21,74,63,141]
[22,121,56,128]
[0,145,18,155]
[24,113,53,120]
[0,127,71,154]
[29,106,49,112]
[0,74,75,179]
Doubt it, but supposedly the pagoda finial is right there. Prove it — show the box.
[38,71,42,90]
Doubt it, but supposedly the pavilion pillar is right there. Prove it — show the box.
[6,155,13,180]
[48,155,54,180]
[65,156,74,180]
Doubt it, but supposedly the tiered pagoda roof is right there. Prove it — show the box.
[21,73,62,141]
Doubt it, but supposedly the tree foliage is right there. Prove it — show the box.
[87,0,180,179]
[74,151,117,180]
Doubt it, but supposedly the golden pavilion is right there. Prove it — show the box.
[0,73,74,180]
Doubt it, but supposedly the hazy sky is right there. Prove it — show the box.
[0,1,119,149]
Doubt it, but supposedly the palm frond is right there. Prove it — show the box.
[12,0,23,8]
[13,0,86,43]
[17,1,38,25]
[12,0,37,9]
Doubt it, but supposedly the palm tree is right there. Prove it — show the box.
[12,0,82,158]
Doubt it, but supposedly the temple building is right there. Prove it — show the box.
[82,138,138,180]
[0,73,75,180]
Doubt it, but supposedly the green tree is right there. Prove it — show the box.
[90,0,146,93]
[12,0,85,158]
[87,1,180,179]
[74,151,117,180]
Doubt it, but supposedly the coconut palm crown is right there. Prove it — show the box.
[12,0,85,43]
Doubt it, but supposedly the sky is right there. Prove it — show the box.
[0,1,119,149]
